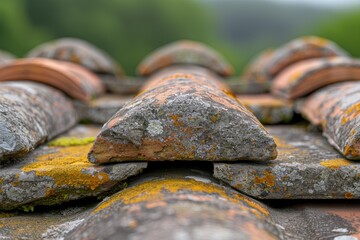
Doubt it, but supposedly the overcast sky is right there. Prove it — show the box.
[268,0,360,8]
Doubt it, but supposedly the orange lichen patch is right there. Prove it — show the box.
[254,171,276,187]
[345,192,354,199]
[320,159,352,170]
[92,178,269,217]
[171,114,181,127]
[237,94,292,108]
[22,144,110,190]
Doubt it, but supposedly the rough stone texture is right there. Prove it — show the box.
[228,78,271,94]
[237,94,294,124]
[137,40,234,77]
[269,201,360,239]
[74,94,133,124]
[100,74,145,95]
[66,170,284,240]
[27,37,123,76]
[0,124,147,210]
[0,50,15,66]
[89,66,277,163]
[245,36,347,86]
[0,58,105,102]
[0,172,359,239]
[241,49,275,93]
[0,82,78,161]
[0,205,92,239]
[298,82,360,160]
[271,56,360,99]
[214,125,360,199]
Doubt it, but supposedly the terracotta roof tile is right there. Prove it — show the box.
[0,58,104,102]
[137,40,234,77]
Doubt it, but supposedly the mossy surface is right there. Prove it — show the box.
[48,137,95,147]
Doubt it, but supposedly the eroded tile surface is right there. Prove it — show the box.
[75,94,133,124]
[237,94,294,124]
[0,82,77,161]
[214,125,360,199]
[89,66,277,163]
[66,170,284,240]
[299,82,360,160]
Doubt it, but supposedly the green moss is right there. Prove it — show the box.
[48,137,95,147]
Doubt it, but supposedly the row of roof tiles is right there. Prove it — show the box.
[0,36,359,163]
[0,36,359,239]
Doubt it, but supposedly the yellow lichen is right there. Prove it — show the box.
[48,137,95,147]
[22,144,109,190]
[92,178,269,217]
[273,137,293,149]
[254,171,276,187]
[320,159,351,170]
[0,212,16,218]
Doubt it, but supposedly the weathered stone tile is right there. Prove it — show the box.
[0,50,15,66]
[137,40,234,77]
[0,82,77,161]
[0,125,147,210]
[65,170,284,240]
[0,58,104,102]
[27,37,123,77]
[228,77,272,94]
[269,201,360,239]
[89,66,277,163]
[99,75,144,95]
[271,57,360,99]
[214,125,360,199]
[237,94,294,124]
[0,205,92,239]
[298,82,360,159]
[243,36,347,89]
[240,49,275,93]
[74,94,133,124]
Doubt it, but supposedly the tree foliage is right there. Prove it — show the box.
[23,0,216,74]
[314,9,360,57]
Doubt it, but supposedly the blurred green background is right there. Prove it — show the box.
[0,0,359,75]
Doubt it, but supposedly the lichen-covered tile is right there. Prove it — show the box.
[239,49,275,93]
[0,205,91,239]
[237,94,294,124]
[137,40,234,77]
[299,82,360,159]
[269,201,360,239]
[0,58,104,102]
[27,38,123,77]
[0,125,147,210]
[214,125,360,199]
[65,171,284,240]
[243,36,347,90]
[0,50,15,66]
[271,57,360,99]
[0,82,77,161]
[89,66,277,163]
[74,94,133,124]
